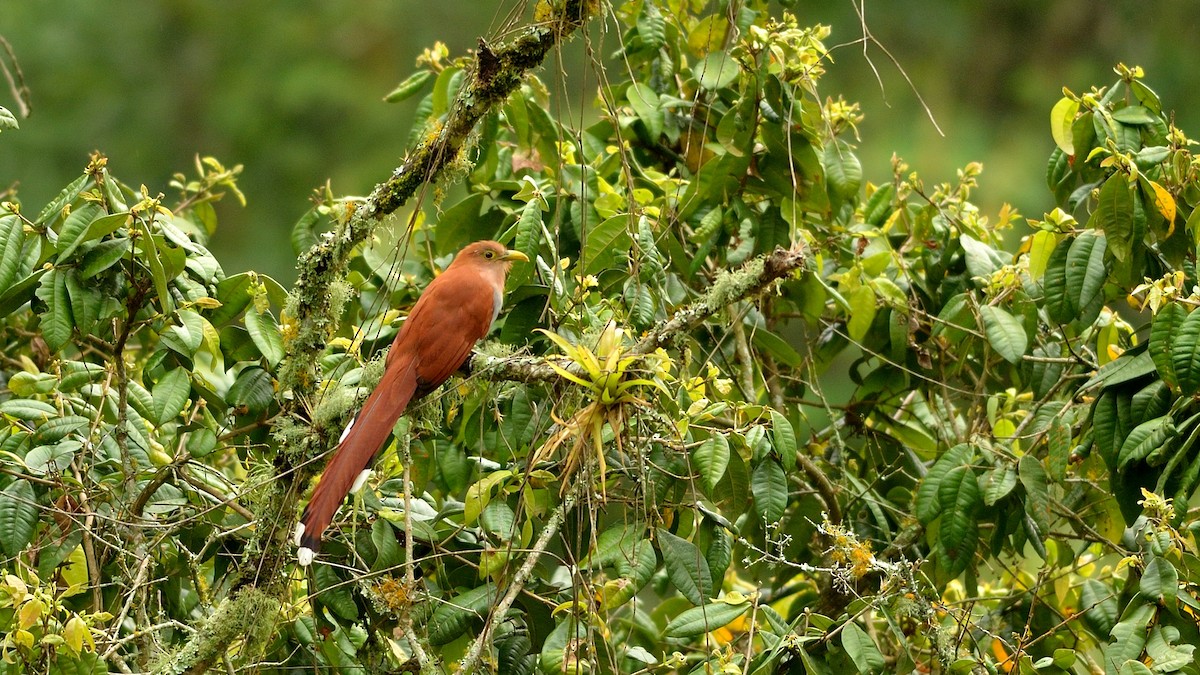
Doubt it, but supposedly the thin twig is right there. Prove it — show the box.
[456,487,578,674]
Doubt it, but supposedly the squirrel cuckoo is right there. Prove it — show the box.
[295,240,528,566]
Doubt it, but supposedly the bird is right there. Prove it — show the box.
[295,240,529,566]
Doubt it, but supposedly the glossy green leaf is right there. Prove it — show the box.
[769,409,797,466]
[1104,602,1154,675]
[981,465,1017,506]
[750,458,787,524]
[915,444,974,523]
[384,69,433,103]
[35,173,89,226]
[0,479,37,557]
[1171,305,1200,395]
[824,139,862,204]
[627,82,663,139]
[1080,578,1119,638]
[694,51,740,90]
[1150,302,1186,391]
[1042,236,1074,323]
[1139,555,1178,606]
[55,202,104,260]
[846,285,876,342]
[1088,174,1135,262]
[0,214,27,293]
[1018,455,1051,535]
[656,528,712,605]
[979,305,1027,364]
[1050,96,1079,155]
[663,599,750,638]
[841,621,885,675]
[245,304,285,366]
[937,464,980,567]
[693,434,730,493]
[427,583,497,646]
[35,268,73,352]
[582,214,633,275]
[1065,230,1107,324]
[152,368,192,425]
[77,237,129,279]
[1117,415,1174,472]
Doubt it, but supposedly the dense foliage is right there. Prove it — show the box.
[4,1,1200,673]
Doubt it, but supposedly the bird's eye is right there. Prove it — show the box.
[484,250,495,259]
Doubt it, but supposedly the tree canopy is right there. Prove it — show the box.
[2,2,1200,674]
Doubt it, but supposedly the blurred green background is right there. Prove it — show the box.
[2,1,1197,282]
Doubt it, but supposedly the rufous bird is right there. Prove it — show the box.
[295,240,528,565]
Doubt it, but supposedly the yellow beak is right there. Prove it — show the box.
[501,249,530,262]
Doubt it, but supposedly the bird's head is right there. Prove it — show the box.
[453,240,530,274]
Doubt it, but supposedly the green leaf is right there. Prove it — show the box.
[979,305,1027,364]
[35,174,89,226]
[981,465,1017,506]
[937,464,980,568]
[1050,96,1079,155]
[846,285,876,342]
[582,214,633,276]
[1117,415,1174,472]
[312,565,357,622]
[384,70,433,103]
[0,106,16,132]
[1151,302,1186,391]
[186,428,218,458]
[769,409,797,469]
[245,304,285,367]
[427,583,498,645]
[26,440,79,476]
[152,368,192,425]
[1088,174,1135,262]
[1083,350,1156,392]
[65,269,102,336]
[227,367,275,416]
[627,82,663,139]
[750,458,788,524]
[1171,305,1200,395]
[1112,105,1158,125]
[55,203,104,260]
[1139,556,1178,607]
[664,598,750,638]
[507,198,543,289]
[1080,578,1119,638]
[915,444,974,523]
[1065,231,1107,324]
[0,480,37,557]
[656,528,712,605]
[0,398,58,420]
[1047,417,1071,481]
[136,223,173,314]
[1018,455,1051,535]
[824,139,862,204]
[841,621,885,675]
[34,268,73,352]
[1105,602,1154,675]
[0,214,27,293]
[31,415,89,445]
[1042,236,1074,323]
[694,52,740,90]
[693,434,730,493]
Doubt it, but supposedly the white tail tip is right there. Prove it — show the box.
[338,416,356,444]
[292,523,306,548]
[297,547,315,567]
[351,468,373,494]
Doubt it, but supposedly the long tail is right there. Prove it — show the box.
[295,356,418,565]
